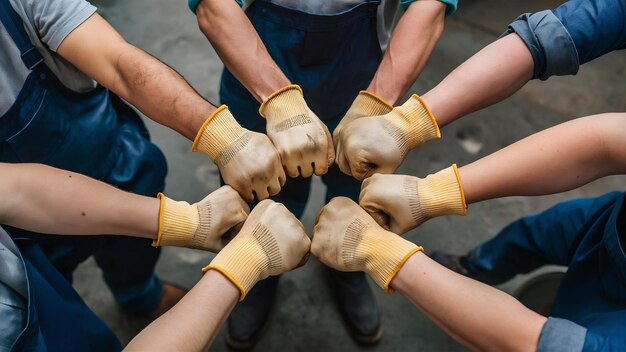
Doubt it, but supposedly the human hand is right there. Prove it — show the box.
[260,85,334,178]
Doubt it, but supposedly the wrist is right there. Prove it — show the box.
[393,94,441,148]
[419,164,467,218]
[354,90,394,115]
[192,105,249,163]
[259,84,309,123]
[389,250,425,293]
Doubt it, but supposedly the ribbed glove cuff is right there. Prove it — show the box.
[419,164,468,219]
[203,223,279,301]
[351,91,393,117]
[192,105,248,164]
[153,194,199,248]
[391,94,441,149]
[259,85,310,125]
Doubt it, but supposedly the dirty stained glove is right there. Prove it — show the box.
[203,199,311,300]
[259,85,334,178]
[152,186,250,252]
[336,94,441,181]
[359,165,467,235]
[193,105,286,201]
[312,197,423,293]
[332,90,393,148]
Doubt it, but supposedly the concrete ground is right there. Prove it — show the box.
[73,0,626,350]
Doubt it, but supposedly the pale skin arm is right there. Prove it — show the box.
[0,163,158,238]
[421,33,534,127]
[459,113,626,204]
[368,0,446,104]
[125,270,239,351]
[195,0,290,102]
[392,252,546,351]
[57,14,215,140]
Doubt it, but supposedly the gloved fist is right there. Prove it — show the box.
[332,91,392,148]
[359,165,467,235]
[193,105,286,201]
[312,197,423,293]
[152,186,250,252]
[204,199,310,300]
[335,94,440,181]
[260,85,334,178]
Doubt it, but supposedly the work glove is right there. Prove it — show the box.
[152,186,250,252]
[332,91,393,148]
[193,105,286,201]
[335,94,440,181]
[259,85,334,178]
[203,199,311,300]
[312,197,423,293]
[359,165,467,235]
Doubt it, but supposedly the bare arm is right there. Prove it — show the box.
[195,0,290,102]
[460,113,626,203]
[422,33,534,127]
[0,163,158,238]
[392,252,546,351]
[368,0,446,104]
[57,14,215,140]
[125,270,239,351]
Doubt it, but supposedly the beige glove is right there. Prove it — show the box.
[193,105,286,201]
[332,91,393,148]
[152,186,250,252]
[359,165,467,234]
[204,199,311,300]
[259,85,334,178]
[335,94,440,181]
[312,197,423,293]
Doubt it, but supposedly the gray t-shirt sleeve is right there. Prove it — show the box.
[11,0,96,51]
[537,317,586,352]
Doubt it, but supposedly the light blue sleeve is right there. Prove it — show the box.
[188,0,244,13]
[401,0,457,16]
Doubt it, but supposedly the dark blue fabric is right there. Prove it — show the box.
[219,0,382,217]
[466,192,626,350]
[11,239,121,352]
[552,0,626,65]
[0,0,166,314]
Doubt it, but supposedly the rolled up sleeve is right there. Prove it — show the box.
[537,317,586,352]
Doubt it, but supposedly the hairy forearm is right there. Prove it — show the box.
[368,0,446,104]
[126,270,239,351]
[0,163,158,238]
[196,0,290,102]
[392,253,545,351]
[421,34,534,127]
[112,44,215,139]
[459,113,626,203]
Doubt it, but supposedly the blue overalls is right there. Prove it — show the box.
[219,0,383,287]
[0,1,167,314]
[466,192,626,349]
[1,227,122,351]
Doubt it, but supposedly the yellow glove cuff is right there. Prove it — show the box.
[418,164,468,219]
[258,85,312,129]
[346,219,424,294]
[351,91,393,116]
[192,105,249,166]
[202,223,278,301]
[153,194,199,248]
[390,94,441,150]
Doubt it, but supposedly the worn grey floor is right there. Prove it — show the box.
[73,0,626,350]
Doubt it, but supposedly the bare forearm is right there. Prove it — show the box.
[459,113,626,203]
[112,44,215,139]
[368,0,446,104]
[126,270,239,351]
[421,34,533,127]
[0,163,158,238]
[392,253,545,351]
[196,0,290,102]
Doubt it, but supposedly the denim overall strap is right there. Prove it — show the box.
[0,0,43,69]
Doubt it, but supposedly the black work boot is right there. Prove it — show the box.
[430,251,472,277]
[226,275,279,350]
[326,269,382,345]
